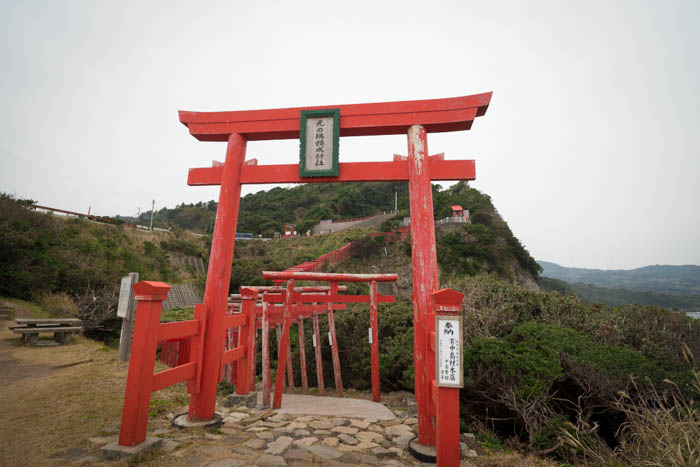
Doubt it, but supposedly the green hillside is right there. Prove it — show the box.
[120,181,541,280]
[539,260,700,295]
[538,276,700,311]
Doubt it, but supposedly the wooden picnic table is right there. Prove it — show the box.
[11,318,83,346]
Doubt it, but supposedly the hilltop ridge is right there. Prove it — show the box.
[539,260,700,295]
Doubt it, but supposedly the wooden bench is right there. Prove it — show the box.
[11,318,83,346]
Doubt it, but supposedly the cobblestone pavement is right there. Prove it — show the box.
[82,401,483,466]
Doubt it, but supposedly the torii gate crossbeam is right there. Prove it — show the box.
[179,93,491,454]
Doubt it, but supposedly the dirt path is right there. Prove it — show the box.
[0,303,57,385]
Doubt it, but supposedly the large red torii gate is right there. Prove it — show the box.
[179,93,491,456]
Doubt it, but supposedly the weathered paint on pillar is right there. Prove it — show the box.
[250,326,257,390]
[236,287,257,394]
[312,312,325,395]
[369,281,380,402]
[408,124,439,445]
[286,331,295,391]
[327,306,343,397]
[298,317,309,393]
[261,300,271,408]
[273,280,294,409]
[189,132,247,421]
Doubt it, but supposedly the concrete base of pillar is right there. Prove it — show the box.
[100,437,163,460]
[223,392,258,408]
[408,437,437,463]
[171,412,223,429]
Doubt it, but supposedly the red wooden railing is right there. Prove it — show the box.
[118,282,257,447]
[280,226,411,275]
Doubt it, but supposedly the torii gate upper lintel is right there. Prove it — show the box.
[180,93,492,453]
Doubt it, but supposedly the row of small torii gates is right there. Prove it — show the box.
[117,92,492,465]
[161,273,398,407]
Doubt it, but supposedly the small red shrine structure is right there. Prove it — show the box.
[283,223,296,238]
[116,93,491,465]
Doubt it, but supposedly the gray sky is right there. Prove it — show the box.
[1,0,698,270]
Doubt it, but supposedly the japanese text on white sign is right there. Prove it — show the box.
[305,116,334,171]
[436,316,463,387]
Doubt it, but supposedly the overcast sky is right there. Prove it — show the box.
[1,0,698,270]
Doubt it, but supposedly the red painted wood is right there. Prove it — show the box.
[158,340,179,367]
[262,294,392,305]
[250,327,257,391]
[157,320,199,342]
[263,271,398,283]
[261,300,271,408]
[408,124,440,446]
[178,93,491,141]
[369,281,380,402]
[188,133,247,421]
[118,281,170,447]
[273,280,294,409]
[224,314,247,328]
[151,362,197,393]
[222,346,245,366]
[327,306,343,397]
[298,318,308,394]
[188,159,475,186]
[312,313,325,395]
[236,288,257,394]
[426,310,437,418]
[188,304,206,395]
[286,332,295,392]
[178,338,191,366]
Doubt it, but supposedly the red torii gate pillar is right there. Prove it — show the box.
[407,124,440,445]
[188,133,247,420]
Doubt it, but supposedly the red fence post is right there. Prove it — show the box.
[298,317,309,394]
[189,132,247,421]
[273,280,294,409]
[327,305,343,397]
[431,288,464,466]
[312,312,325,395]
[250,321,257,391]
[369,281,380,402]
[261,300,271,407]
[408,124,440,446]
[236,287,257,394]
[118,281,170,447]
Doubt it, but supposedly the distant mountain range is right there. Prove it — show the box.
[537,261,700,311]
[538,261,700,296]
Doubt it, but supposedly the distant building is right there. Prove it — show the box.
[283,223,296,239]
[451,205,469,220]
[404,205,471,227]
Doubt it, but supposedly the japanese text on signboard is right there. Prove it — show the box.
[305,116,333,170]
[299,108,339,177]
[436,317,463,387]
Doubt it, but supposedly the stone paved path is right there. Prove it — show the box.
[83,398,482,466]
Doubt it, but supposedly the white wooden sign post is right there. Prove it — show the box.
[118,272,139,362]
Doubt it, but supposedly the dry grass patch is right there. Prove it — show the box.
[0,299,189,466]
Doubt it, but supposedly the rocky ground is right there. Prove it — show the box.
[61,401,484,466]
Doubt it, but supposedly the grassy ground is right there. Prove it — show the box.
[0,297,189,466]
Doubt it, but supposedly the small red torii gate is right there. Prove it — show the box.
[117,93,490,465]
[260,270,398,408]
